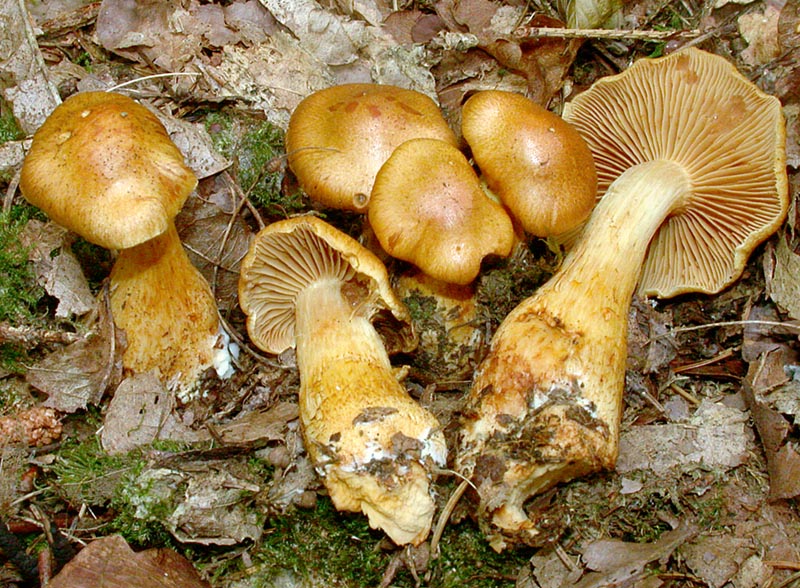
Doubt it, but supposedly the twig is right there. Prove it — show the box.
[666,320,800,337]
[106,72,201,92]
[512,26,702,41]
[429,479,470,561]
[0,322,80,348]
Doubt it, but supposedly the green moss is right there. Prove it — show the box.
[0,209,44,324]
[204,111,304,216]
[48,433,136,507]
[0,107,23,144]
[248,498,388,586]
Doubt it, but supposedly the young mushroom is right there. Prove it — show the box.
[456,48,789,550]
[20,91,230,397]
[461,90,597,237]
[368,137,515,285]
[285,83,459,212]
[238,215,447,546]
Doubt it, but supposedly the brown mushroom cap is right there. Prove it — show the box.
[20,91,197,250]
[238,215,416,355]
[285,83,459,212]
[461,90,597,237]
[562,47,788,298]
[368,137,515,285]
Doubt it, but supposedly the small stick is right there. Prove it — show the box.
[512,26,702,41]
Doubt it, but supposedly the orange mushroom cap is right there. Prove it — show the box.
[285,84,459,212]
[461,90,597,237]
[368,137,515,285]
[20,91,197,250]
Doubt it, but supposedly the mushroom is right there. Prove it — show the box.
[461,89,597,237]
[238,215,447,546]
[285,83,459,212]
[368,137,515,286]
[394,270,486,385]
[456,48,788,549]
[19,91,229,396]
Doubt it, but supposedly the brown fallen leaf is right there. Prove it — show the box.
[48,534,210,588]
[27,292,123,413]
[20,220,95,319]
[743,354,800,500]
[101,371,210,455]
[573,521,698,588]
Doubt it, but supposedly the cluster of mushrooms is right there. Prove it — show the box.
[18,47,789,551]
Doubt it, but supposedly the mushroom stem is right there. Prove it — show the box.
[110,222,222,395]
[294,278,446,546]
[457,159,691,548]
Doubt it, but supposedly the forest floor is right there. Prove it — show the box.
[0,0,799,587]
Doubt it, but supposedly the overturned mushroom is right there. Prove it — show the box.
[20,92,231,397]
[238,215,447,546]
[456,48,789,549]
[285,83,459,212]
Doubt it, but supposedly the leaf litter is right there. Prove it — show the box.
[1,0,800,586]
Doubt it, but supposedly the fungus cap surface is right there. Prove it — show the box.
[462,90,597,237]
[369,137,514,285]
[285,83,458,212]
[20,91,197,250]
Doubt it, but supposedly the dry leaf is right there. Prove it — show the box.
[680,535,758,588]
[0,0,61,134]
[49,534,210,588]
[20,220,95,318]
[575,522,698,588]
[616,400,751,475]
[212,401,298,445]
[743,353,800,499]
[101,371,210,455]
[557,0,623,28]
[764,235,800,320]
[123,465,263,545]
[738,3,782,66]
[177,180,252,313]
[27,295,123,413]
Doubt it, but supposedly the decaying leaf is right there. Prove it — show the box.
[101,371,210,455]
[27,294,123,413]
[212,401,298,445]
[680,535,762,588]
[121,463,263,545]
[435,0,580,106]
[20,220,95,319]
[556,0,623,28]
[738,3,782,66]
[177,182,252,314]
[0,0,61,134]
[742,350,800,499]
[616,400,752,475]
[764,234,800,320]
[49,534,210,588]
[574,521,698,587]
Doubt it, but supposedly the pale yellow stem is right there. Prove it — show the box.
[457,159,691,548]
